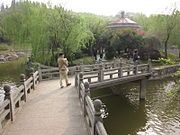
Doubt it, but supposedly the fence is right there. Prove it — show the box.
[38,60,127,81]
[151,64,180,80]
[76,64,151,85]
[77,73,108,135]
[0,71,39,134]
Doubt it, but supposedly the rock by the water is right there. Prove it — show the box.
[6,53,19,61]
[0,51,25,62]
[0,55,6,62]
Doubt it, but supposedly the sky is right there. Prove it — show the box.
[1,0,180,16]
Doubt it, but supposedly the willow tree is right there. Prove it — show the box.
[79,13,109,55]
[0,1,33,49]
[46,7,93,64]
[28,3,49,63]
[0,1,94,65]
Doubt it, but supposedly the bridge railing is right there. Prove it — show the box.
[0,71,39,133]
[77,73,108,135]
[81,64,151,84]
[38,60,126,81]
[151,64,180,79]
[79,60,126,72]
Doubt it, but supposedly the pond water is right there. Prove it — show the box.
[91,80,180,135]
[0,58,26,85]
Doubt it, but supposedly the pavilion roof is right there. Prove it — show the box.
[107,12,142,29]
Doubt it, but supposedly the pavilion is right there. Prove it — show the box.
[107,11,142,30]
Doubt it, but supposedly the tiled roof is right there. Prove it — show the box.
[107,12,141,29]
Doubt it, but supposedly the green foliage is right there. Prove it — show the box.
[171,70,180,78]
[134,10,180,58]
[105,45,115,60]
[144,36,161,49]
[78,13,109,55]
[0,1,97,66]
[158,58,175,65]
[108,29,144,57]
[168,53,178,60]
[73,56,94,65]
[2,1,179,65]
[0,44,9,51]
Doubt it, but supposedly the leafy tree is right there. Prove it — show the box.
[110,29,144,57]
[163,9,179,58]
[0,1,95,65]
[105,44,115,60]
[134,9,180,58]
[169,10,180,58]
[46,7,94,64]
[78,13,109,55]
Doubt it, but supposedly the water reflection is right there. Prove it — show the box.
[0,57,26,85]
[91,79,180,135]
[105,96,147,135]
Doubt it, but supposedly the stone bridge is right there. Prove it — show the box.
[0,61,179,135]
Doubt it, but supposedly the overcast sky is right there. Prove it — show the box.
[1,0,180,16]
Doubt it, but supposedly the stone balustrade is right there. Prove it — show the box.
[77,73,108,135]
[0,71,39,134]
[151,64,180,80]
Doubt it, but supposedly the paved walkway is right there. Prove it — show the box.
[3,77,88,135]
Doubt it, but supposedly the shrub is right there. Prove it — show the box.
[73,56,94,65]
[158,58,175,65]
[105,45,115,60]
[138,49,161,60]
[168,53,179,62]
[172,71,180,77]
[0,44,9,52]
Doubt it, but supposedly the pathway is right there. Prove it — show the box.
[3,77,88,135]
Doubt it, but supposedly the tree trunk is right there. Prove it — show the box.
[164,33,170,59]
[164,43,167,58]
[179,48,180,58]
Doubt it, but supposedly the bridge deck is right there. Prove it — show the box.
[3,77,88,135]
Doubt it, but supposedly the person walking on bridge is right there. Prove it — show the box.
[58,53,71,88]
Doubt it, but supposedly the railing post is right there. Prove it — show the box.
[98,64,103,82]
[118,67,122,78]
[30,68,35,90]
[80,65,84,72]
[79,72,83,98]
[20,74,27,102]
[119,58,123,66]
[113,60,116,68]
[75,66,80,87]
[84,82,90,117]
[4,85,14,121]
[134,64,138,75]
[38,64,42,81]
[148,58,152,73]
[93,99,103,135]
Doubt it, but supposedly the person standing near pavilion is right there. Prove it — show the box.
[58,53,71,88]
[92,47,97,61]
[133,49,140,64]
